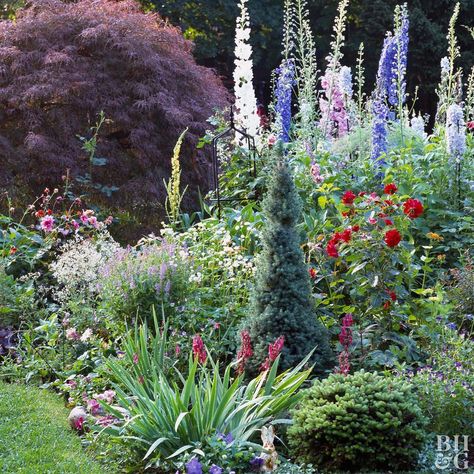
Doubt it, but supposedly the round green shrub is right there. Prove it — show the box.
[288,370,428,472]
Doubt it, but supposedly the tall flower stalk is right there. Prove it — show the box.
[392,4,409,143]
[320,0,349,137]
[293,0,318,134]
[274,59,295,143]
[436,3,462,124]
[233,0,259,139]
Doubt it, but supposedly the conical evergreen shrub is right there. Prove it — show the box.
[245,145,334,375]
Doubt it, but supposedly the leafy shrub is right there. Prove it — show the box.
[100,321,313,471]
[445,252,474,331]
[288,370,428,472]
[0,0,227,237]
[0,264,35,327]
[161,221,256,359]
[97,239,192,331]
[246,148,333,375]
[402,325,474,436]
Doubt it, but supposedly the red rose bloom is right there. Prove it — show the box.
[384,199,394,206]
[403,198,424,219]
[384,218,394,226]
[309,267,317,279]
[384,183,398,194]
[326,239,339,258]
[388,290,397,301]
[384,228,402,247]
[467,121,474,130]
[383,301,391,310]
[352,225,360,232]
[342,190,356,206]
[341,229,352,242]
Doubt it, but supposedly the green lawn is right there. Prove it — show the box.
[0,381,107,473]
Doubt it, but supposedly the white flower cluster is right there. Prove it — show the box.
[446,103,466,160]
[50,232,119,302]
[233,0,260,140]
[410,114,427,139]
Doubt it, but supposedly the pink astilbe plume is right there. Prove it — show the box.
[260,336,284,372]
[192,334,207,364]
[236,330,253,375]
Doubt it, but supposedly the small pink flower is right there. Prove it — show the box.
[267,134,277,146]
[88,216,99,229]
[214,322,221,330]
[71,219,80,230]
[96,415,117,427]
[40,215,55,232]
[86,398,101,415]
[74,416,85,431]
[66,379,77,389]
[66,328,80,341]
[80,212,89,224]
[175,344,181,356]
[368,217,377,225]
[132,353,139,364]
[105,216,114,225]
[95,390,115,404]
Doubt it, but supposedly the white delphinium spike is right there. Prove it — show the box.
[233,0,260,140]
[410,114,427,139]
[446,103,466,160]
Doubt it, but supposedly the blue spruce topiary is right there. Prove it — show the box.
[245,144,333,374]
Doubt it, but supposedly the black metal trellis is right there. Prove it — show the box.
[211,107,258,218]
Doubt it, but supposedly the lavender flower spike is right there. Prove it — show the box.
[446,103,466,160]
[274,59,295,143]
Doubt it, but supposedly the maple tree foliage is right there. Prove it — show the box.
[0,0,228,235]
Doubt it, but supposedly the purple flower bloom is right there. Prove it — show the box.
[209,465,223,474]
[371,97,389,165]
[250,457,264,471]
[274,59,295,143]
[217,431,233,444]
[388,6,409,107]
[186,458,202,474]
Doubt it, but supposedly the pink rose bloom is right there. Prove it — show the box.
[40,215,55,232]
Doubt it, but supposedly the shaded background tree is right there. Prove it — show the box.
[0,0,228,240]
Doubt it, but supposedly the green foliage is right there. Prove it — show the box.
[246,146,333,375]
[0,381,108,473]
[100,324,313,470]
[403,325,474,436]
[0,264,36,327]
[288,370,428,472]
[97,240,193,330]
